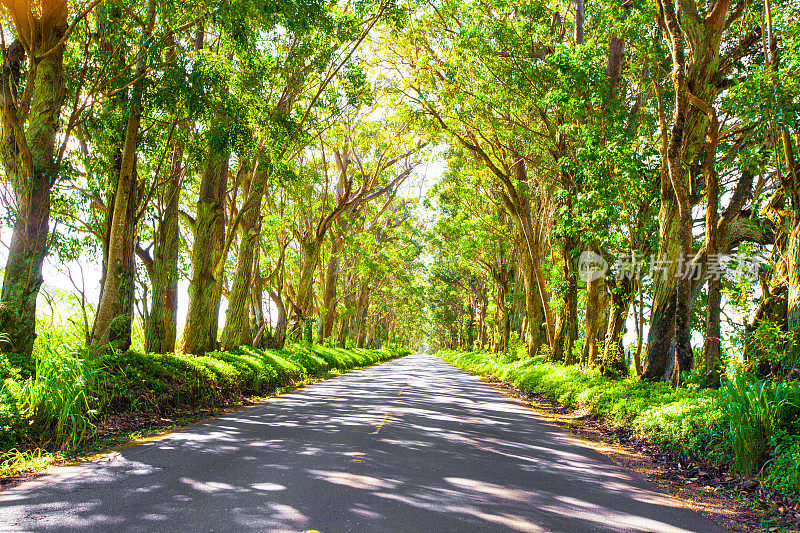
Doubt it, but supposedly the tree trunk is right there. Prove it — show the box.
[0,180,52,370]
[355,282,370,348]
[644,0,740,381]
[602,276,634,374]
[493,280,510,353]
[514,218,555,349]
[221,169,268,350]
[701,115,722,383]
[0,24,67,372]
[582,275,610,366]
[182,146,230,354]
[262,290,287,350]
[574,0,585,44]
[553,234,579,363]
[633,279,645,375]
[515,236,548,356]
[339,273,356,348]
[91,161,138,350]
[91,0,156,350]
[466,299,476,349]
[522,263,546,356]
[293,239,322,339]
[477,295,488,349]
[146,141,182,354]
[318,232,341,342]
[249,249,264,338]
[642,197,681,380]
[673,213,695,383]
[704,277,722,383]
[494,155,555,352]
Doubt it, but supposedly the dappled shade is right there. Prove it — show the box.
[0,355,725,532]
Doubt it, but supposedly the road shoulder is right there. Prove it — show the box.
[477,374,795,533]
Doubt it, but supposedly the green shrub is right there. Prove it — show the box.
[0,447,53,477]
[309,345,351,369]
[0,354,24,448]
[720,371,797,475]
[0,343,408,456]
[0,379,23,450]
[745,321,797,379]
[213,350,269,390]
[94,350,173,413]
[19,349,96,451]
[0,354,21,382]
[765,431,800,498]
[93,344,407,417]
[283,347,329,375]
[384,343,412,357]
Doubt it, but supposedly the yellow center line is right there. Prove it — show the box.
[371,359,420,435]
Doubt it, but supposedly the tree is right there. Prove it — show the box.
[0,0,97,372]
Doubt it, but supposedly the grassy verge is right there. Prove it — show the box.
[0,344,410,477]
[439,350,800,501]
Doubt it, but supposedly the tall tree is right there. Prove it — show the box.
[0,0,72,371]
[91,0,158,349]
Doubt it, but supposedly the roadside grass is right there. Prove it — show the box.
[0,344,410,478]
[439,350,800,500]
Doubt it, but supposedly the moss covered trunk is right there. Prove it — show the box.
[355,281,370,349]
[318,233,341,342]
[182,147,229,355]
[642,197,680,380]
[221,170,268,350]
[493,280,511,353]
[90,164,138,350]
[644,0,735,381]
[552,234,579,363]
[338,273,356,348]
[261,290,287,350]
[0,18,67,371]
[292,239,322,339]
[582,274,610,366]
[92,0,157,350]
[602,276,635,374]
[477,294,488,349]
[515,231,548,356]
[146,142,183,354]
[91,84,143,350]
[0,177,51,370]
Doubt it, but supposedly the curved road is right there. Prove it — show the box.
[0,354,726,533]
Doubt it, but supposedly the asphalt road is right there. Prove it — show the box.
[0,353,728,533]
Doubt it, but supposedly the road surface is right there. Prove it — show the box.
[0,353,727,532]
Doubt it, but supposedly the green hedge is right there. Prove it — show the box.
[0,344,410,454]
[439,350,800,500]
[0,355,23,451]
[96,344,409,415]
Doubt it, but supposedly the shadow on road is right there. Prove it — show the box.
[0,354,725,533]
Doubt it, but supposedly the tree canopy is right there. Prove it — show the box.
[0,0,796,382]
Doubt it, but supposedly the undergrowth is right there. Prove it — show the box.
[0,343,410,475]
